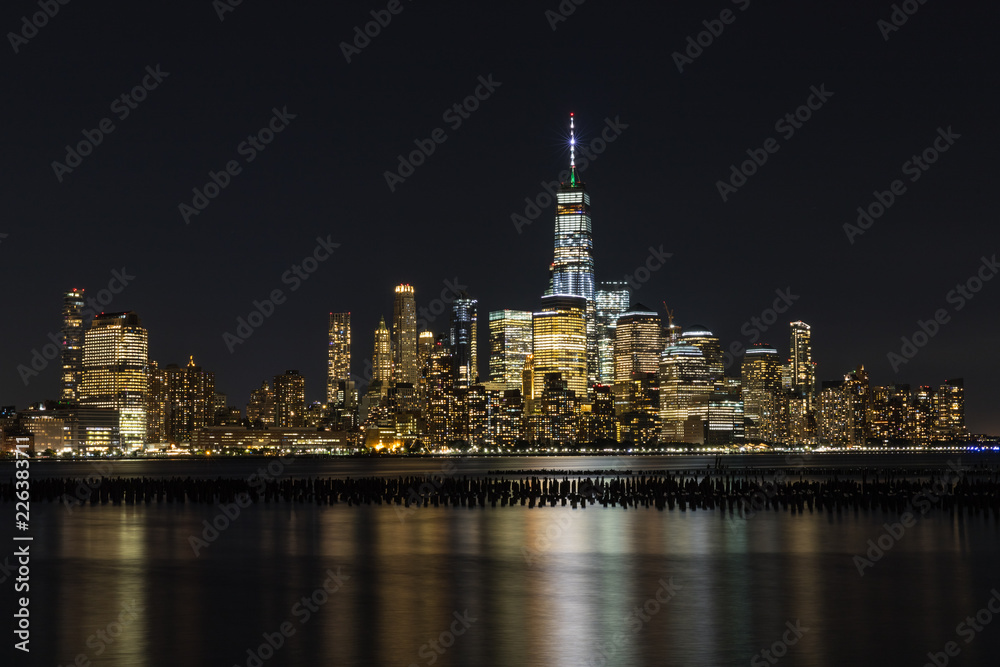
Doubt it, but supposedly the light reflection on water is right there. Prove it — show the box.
[8,494,1000,667]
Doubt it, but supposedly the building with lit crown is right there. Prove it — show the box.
[741,344,782,443]
[392,286,418,385]
[327,312,351,404]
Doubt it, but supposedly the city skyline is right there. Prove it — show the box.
[4,3,999,435]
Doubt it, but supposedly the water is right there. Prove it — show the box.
[4,456,1000,666]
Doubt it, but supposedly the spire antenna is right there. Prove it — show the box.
[569,112,576,186]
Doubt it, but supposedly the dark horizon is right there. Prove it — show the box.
[3,0,999,434]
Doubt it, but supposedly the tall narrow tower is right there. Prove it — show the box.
[328,312,351,404]
[61,289,85,401]
[549,113,597,386]
[373,317,393,385]
[789,321,816,409]
[392,285,418,385]
[450,294,478,386]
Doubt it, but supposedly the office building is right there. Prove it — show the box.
[392,285,418,385]
[489,309,533,390]
[327,312,351,404]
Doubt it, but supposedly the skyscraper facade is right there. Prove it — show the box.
[373,317,393,385]
[659,344,712,444]
[80,312,148,450]
[741,344,783,442]
[679,327,724,389]
[550,114,598,385]
[596,282,630,384]
[327,312,351,404]
[531,295,587,401]
[273,370,305,428]
[789,321,816,408]
[450,295,478,386]
[163,357,216,443]
[61,288,85,402]
[392,285,418,385]
[488,309,533,390]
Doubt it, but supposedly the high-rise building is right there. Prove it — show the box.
[80,312,148,450]
[549,114,598,385]
[789,321,816,409]
[61,289,85,402]
[707,390,744,445]
[146,360,167,444]
[596,283,630,384]
[273,370,305,428]
[659,344,712,444]
[488,310,533,390]
[373,317,393,386]
[392,285,418,385]
[247,380,274,426]
[818,380,852,446]
[741,344,782,443]
[679,327,724,389]
[327,312,351,404]
[934,378,967,442]
[844,365,870,446]
[613,305,662,382]
[613,304,662,418]
[531,294,587,402]
[450,295,478,386]
[163,356,216,443]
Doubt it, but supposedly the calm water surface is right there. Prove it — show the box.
[3,456,999,666]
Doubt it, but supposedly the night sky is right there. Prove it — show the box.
[4,0,999,434]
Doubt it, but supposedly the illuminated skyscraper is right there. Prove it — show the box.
[818,380,852,446]
[451,295,478,386]
[659,344,711,444]
[844,365,870,446]
[613,304,662,417]
[327,312,351,404]
[531,295,587,402]
[488,310,533,390]
[80,312,148,450]
[679,327,724,389]
[392,285,418,385]
[741,344,782,442]
[789,321,816,408]
[247,380,274,426]
[934,378,966,441]
[596,282,630,384]
[61,288,85,401]
[163,356,216,443]
[549,113,597,385]
[373,317,393,385]
[273,370,305,428]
